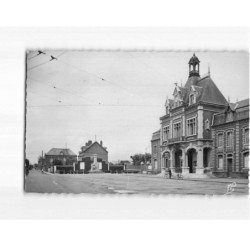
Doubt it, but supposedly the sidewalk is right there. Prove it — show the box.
[143,172,249,184]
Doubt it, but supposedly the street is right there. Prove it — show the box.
[25,169,249,195]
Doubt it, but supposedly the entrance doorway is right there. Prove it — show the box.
[203,148,211,168]
[227,156,233,177]
[154,160,158,171]
[163,151,170,169]
[175,150,182,173]
[187,148,197,173]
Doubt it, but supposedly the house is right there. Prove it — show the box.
[211,98,249,178]
[152,53,232,176]
[77,140,108,173]
[44,148,77,173]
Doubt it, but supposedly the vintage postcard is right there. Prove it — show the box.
[24,50,249,195]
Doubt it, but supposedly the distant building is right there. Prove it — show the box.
[77,140,108,173]
[211,99,249,178]
[151,130,161,173]
[44,148,77,173]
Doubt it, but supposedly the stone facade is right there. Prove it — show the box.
[211,99,249,178]
[151,130,161,173]
[151,54,249,177]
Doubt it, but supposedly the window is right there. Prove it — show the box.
[163,126,170,140]
[218,133,223,147]
[166,106,169,115]
[173,122,181,138]
[244,152,249,169]
[153,145,157,153]
[189,94,195,105]
[226,131,233,147]
[187,118,196,136]
[205,119,210,130]
[226,112,233,122]
[218,155,224,169]
[244,128,249,145]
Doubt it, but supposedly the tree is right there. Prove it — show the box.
[25,159,29,167]
[53,159,62,165]
[130,153,151,165]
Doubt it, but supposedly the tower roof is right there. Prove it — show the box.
[46,148,77,156]
[188,53,200,65]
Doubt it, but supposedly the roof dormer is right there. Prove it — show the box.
[189,86,197,105]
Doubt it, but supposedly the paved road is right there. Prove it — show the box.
[25,169,249,195]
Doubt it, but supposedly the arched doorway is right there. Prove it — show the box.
[163,151,170,169]
[203,147,211,169]
[227,154,233,177]
[174,149,182,173]
[187,148,197,173]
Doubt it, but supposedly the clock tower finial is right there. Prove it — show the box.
[188,53,200,77]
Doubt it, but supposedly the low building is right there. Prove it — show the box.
[211,99,249,178]
[151,130,161,173]
[77,140,108,173]
[44,148,77,173]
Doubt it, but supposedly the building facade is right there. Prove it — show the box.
[151,130,161,173]
[151,54,249,177]
[44,148,77,173]
[211,99,249,178]
[77,140,108,173]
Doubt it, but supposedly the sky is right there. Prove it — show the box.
[26,51,249,164]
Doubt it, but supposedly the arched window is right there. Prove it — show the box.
[189,93,196,105]
[243,152,249,169]
[218,155,224,169]
[243,128,249,146]
[226,131,233,147]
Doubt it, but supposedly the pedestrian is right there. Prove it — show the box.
[168,168,172,179]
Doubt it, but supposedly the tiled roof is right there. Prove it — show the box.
[235,98,249,110]
[179,75,228,107]
[79,141,108,155]
[184,75,200,89]
[196,76,228,106]
[152,130,160,141]
[46,148,77,156]
[212,98,249,126]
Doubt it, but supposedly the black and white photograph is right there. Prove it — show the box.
[0,2,250,249]
[24,50,249,195]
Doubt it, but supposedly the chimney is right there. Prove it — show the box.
[100,140,103,146]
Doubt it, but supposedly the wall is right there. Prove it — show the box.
[151,138,161,173]
[211,118,249,178]
[79,143,108,163]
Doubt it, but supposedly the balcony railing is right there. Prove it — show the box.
[168,136,186,144]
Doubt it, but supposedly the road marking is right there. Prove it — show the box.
[53,180,58,185]
[114,190,136,194]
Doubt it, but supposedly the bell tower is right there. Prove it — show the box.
[188,53,200,77]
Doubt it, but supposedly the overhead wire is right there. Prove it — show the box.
[27,76,87,101]
[27,104,161,108]
[27,90,69,105]
[26,50,160,107]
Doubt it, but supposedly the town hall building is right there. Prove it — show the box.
[151,53,249,178]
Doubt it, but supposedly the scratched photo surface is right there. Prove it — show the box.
[25,50,249,195]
